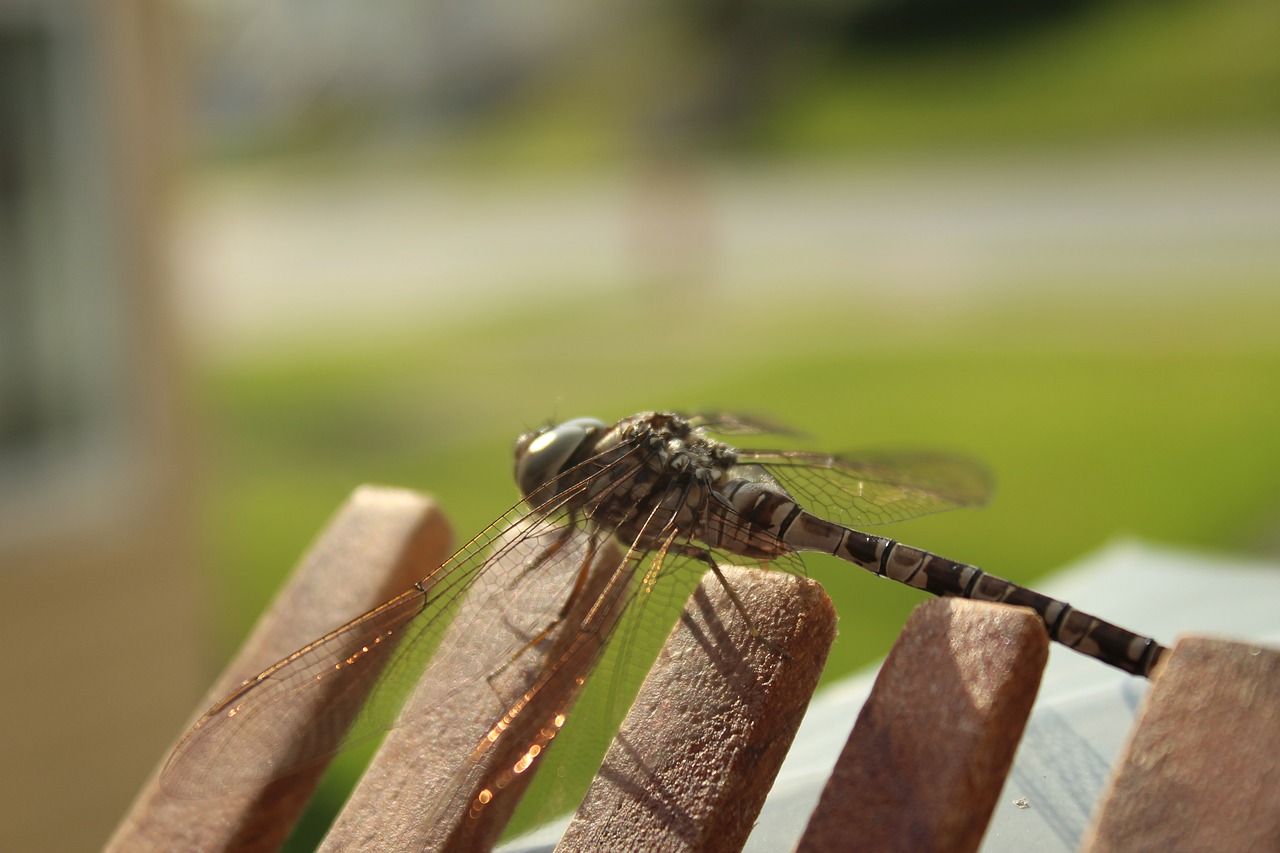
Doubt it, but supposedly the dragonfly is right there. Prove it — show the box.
[161,411,1166,831]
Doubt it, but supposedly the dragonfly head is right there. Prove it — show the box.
[514,417,608,505]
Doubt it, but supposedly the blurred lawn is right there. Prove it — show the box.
[763,0,1280,155]
[201,291,1280,664]
[193,286,1280,844]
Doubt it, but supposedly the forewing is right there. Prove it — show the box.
[687,412,804,438]
[733,449,993,526]
[159,499,584,797]
[159,437,655,798]
[509,488,710,827]
[159,587,429,797]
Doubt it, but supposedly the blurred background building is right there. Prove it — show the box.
[2,0,1278,849]
[0,1,197,850]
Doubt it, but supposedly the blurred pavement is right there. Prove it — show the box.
[173,141,1280,355]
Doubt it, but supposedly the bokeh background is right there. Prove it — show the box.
[2,0,1279,849]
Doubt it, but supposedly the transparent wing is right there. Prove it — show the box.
[160,439,656,798]
[733,449,993,527]
[159,412,990,808]
[430,474,720,832]
[687,411,805,438]
[508,492,738,828]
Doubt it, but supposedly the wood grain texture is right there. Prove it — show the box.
[1081,636,1280,853]
[104,486,452,853]
[556,567,837,853]
[798,598,1047,853]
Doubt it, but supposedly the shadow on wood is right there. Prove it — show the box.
[558,568,836,853]
[798,598,1048,853]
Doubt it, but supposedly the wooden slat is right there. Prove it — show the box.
[1081,635,1280,852]
[556,568,837,853]
[104,486,452,853]
[797,598,1048,853]
[320,529,625,852]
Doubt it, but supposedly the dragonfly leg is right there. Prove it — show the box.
[690,548,793,660]
[557,526,601,620]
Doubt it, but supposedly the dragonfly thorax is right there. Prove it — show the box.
[610,412,739,486]
[568,413,745,547]
[515,413,742,525]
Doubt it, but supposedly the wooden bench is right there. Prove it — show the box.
[106,486,1280,852]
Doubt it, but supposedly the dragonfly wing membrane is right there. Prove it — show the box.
[160,513,592,797]
[160,587,429,797]
[733,449,992,526]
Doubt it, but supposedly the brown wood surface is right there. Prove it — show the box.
[1081,635,1280,853]
[797,598,1047,853]
[319,527,626,852]
[104,486,452,853]
[556,568,837,853]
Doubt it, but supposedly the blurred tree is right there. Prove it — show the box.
[839,0,1099,46]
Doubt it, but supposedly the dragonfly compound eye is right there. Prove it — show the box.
[514,417,607,501]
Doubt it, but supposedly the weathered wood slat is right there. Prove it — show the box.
[104,486,452,853]
[1081,636,1280,853]
[113,484,1280,853]
[320,529,626,852]
[556,568,837,853]
[797,598,1048,853]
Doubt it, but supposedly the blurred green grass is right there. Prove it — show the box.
[201,293,1280,667]
[763,0,1280,156]
[194,287,1280,844]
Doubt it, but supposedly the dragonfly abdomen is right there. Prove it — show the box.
[783,513,1166,677]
